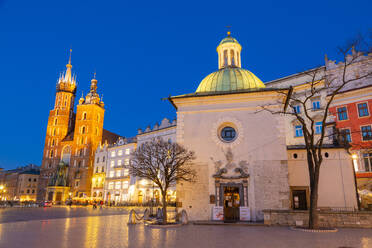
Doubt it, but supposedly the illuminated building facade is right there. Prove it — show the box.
[168,32,359,221]
[104,137,136,204]
[38,52,119,202]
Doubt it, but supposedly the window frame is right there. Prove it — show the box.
[336,106,348,121]
[315,121,323,134]
[362,153,372,172]
[357,102,370,118]
[295,125,303,137]
[361,125,372,141]
[312,99,321,111]
[340,128,352,143]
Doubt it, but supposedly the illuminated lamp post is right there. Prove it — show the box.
[351,153,361,210]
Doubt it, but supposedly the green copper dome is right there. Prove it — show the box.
[219,36,240,46]
[195,67,266,93]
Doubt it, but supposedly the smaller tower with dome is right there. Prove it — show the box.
[196,32,266,93]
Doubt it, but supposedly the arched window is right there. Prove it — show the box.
[223,50,228,67]
[82,112,87,120]
[64,101,67,106]
[54,118,57,125]
[81,126,86,134]
[230,50,235,66]
[93,192,97,197]
[81,137,84,145]
[50,150,54,158]
[53,128,56,136]
[51,139,55,146]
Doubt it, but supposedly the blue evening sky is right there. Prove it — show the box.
[0,0,371,169]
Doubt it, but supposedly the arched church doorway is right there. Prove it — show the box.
[223,186,240,222]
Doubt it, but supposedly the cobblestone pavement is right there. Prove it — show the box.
[0,208,372,248]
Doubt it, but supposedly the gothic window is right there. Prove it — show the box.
[230,50,235,66]
[50,150,54,158]
[82,112,87,120]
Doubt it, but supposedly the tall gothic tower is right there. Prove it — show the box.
[37,51,77,201]
[68,76,105,198]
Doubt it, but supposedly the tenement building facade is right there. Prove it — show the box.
[38,53,119,202]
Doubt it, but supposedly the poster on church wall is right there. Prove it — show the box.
[212,206,224,220]
[239,207,250,221]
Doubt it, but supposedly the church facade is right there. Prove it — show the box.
[168,33,358,221]
[37,53,119,202]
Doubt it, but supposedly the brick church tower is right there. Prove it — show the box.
[37,51,116,202]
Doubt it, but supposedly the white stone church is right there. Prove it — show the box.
[165,32,358,221]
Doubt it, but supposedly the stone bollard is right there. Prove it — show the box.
[128,209,136,224]
[181,210,188,225]
[143,208,150,220]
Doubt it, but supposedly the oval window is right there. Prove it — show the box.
[220,126,236,142]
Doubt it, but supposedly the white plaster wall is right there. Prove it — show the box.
[174,92,290,221]
[288,149,358,209]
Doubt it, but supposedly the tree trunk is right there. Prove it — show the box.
[309,164,320,229]
[162,192,167,224]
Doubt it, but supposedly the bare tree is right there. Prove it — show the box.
[129,138,196,224]
[261,35,372,229]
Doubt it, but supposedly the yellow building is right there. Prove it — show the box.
[38,51,119,203]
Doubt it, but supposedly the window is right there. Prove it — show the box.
[50,150,54,158]
[358,103,369,117]
[108,182,114,189]
[78,161,82,168]
[82,112,87,120]
[95,127,98,135]
[101,166,104,172]
[54,118,57,125]
[337,107,348,120]
[363,153,372,172]
[81,126,86,134]
[315,121,322,134]
[117,160,122,166]
[34,178,37,182]
[27,189,30,194]
[123,169,129,176]
[110,161,115,167]
[123,181,129,189]
[312,100,320,110]
[220,126,236,142]
[28,178,31,182]
[116,170,121,177]
[125,148,130,155]
[291,189,308,210]
[32,189,35,194]
[293,105,301,114]
[118,150,123,156]
[109,171,114,178]
[103,156,105,162]
[295,125,303,137]
[340,129,351,143]
[96,157,99,163]
[95,167,99,173]
[115,182,121,189]
[361,126,372,141]
[124,158,129,166]
[111,151,116,157]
